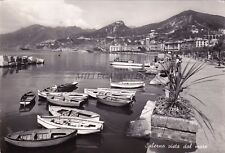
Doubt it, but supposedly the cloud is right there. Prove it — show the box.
[0,0,88,34]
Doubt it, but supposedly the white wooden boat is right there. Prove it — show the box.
[37,115,104,135]
[96,95,133,107]
[36,58,45,64]
[4,128,77,147]
[145,65,158,74]
[110,81,145,89]
[20,91,36,106]
[49,105,100,121]
[98,91,133,100]
[98,88,136,97]
[84,88,100,98]
[149,74,169,85]
[111,65,143,69]
[84,88,135,99]
[46,95,84,107]
[39,91,88,100]
[111,60,143,67]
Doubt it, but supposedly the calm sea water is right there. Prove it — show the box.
[0,50,165,153]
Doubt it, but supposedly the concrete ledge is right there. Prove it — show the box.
[151,126,196,143]
[151,114,198,133]
[127,119,150,138]
[127,100,155,138]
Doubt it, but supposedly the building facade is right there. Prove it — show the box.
[164,41,182,52]
[195,38,209,48]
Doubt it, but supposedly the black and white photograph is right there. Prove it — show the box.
[0,0,225,153]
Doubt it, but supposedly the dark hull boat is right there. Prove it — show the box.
[56,81,78,92]
[20,91,36,106]
[4,128,77,148]
[38,81,78,100]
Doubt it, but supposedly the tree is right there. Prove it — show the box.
[213,38,225,66]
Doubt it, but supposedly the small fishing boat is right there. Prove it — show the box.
[19,101,35,113]
[98,88,136,97]
[145,65,158,74]
[98,91,133,100]
[37,115,104,135]
[20,91,36,106]
[49,105,100,121]
[96,95,133,107]
[39,91,88,101]
[110,81,145,89]
[36,58,45,64]
[38,81,78,99]
[46,95,84,107]
[4,128,77,148]
[111,59,143,68]
[84,88,134,99]
[111,65,143,69]
[149,73,169,85]
[62,92,88,101]
[55,81,78,92]
[84,88,100,98]
[38,88,56,100]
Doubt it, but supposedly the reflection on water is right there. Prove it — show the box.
[0,64,44,77]
[96,101,134,115]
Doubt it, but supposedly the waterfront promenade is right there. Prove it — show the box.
[181,57,225,153]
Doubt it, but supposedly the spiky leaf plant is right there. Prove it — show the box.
[154,58,223,139]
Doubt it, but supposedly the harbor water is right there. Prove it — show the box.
[0,50,162,153]
[1,50,225,153]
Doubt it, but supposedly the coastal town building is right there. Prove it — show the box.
[148,42,164,51]
[109,44,142,52]
[164,41,182,52]
[180,39,195,51]
[195,38,209,48]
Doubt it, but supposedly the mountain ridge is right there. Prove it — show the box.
[1,10,225,48]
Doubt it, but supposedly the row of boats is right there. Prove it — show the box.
[0,55,44,67]
[111,59,169,85]
[5,80,143,148]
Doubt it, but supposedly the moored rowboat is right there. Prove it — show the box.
[46,95,84,107]
[38,81,78,99]
[37,115,104,135]
[49,105,100,121]
[84,88,135,99]
[20,91,36,106]
[4,128,77,147]
[110,81,145,89]
[96,95,133,107]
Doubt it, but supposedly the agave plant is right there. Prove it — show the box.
[154,57,223,139]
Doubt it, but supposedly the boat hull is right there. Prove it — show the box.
[84,88,99,98]
[97,95,132,107]
[20,91,36,106]
[49,105,100,121]
[37,115,104,135]
[111,62,143,67]
[4,129,76,148]
[47,96,83,107]
[110,82,145,89]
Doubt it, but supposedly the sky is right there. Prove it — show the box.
[0,0,225,34]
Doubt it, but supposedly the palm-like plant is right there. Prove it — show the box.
[154,57,223,139]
